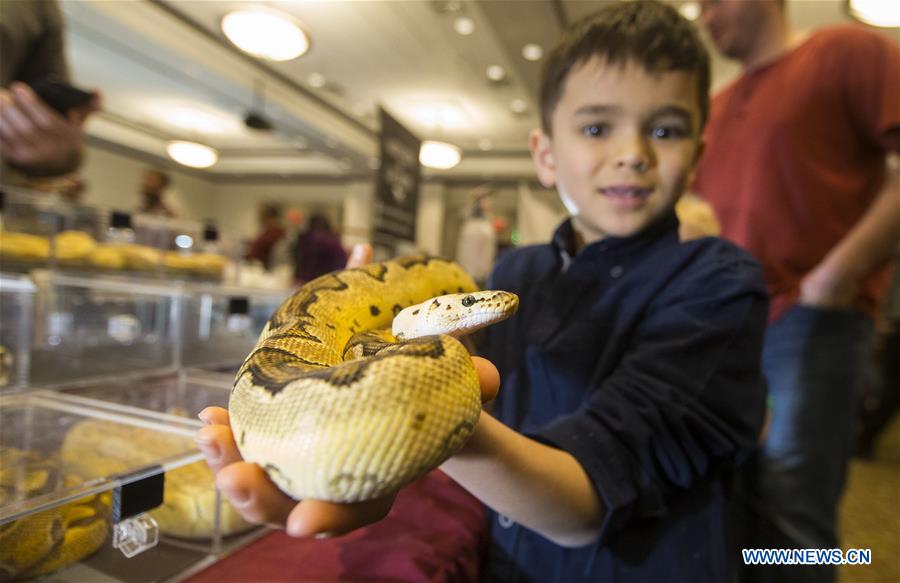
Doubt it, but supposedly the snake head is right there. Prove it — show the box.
[392,290,519,339]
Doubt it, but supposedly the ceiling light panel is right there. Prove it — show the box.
[221,8,310,61]
[167,141,219,168]
[848,0,900,27]
[420,141,462,169]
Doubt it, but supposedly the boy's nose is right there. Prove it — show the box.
[614,139,650,172]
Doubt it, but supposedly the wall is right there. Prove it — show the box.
[78,144,565,267]
[79,145,215,219]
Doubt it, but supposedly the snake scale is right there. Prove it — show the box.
[231,255,518,502]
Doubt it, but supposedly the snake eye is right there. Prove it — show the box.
[461,295,476,307]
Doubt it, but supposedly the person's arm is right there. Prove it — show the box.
[450,247,769,547]
[801,152,900,307]
[441,413,603,547]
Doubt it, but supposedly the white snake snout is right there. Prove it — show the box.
[392,290,519,339]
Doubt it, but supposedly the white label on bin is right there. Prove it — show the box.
[108,314,141,343]
[49,311,73,338]
[227,314,251,334]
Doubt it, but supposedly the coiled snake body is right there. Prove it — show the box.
[230,256,518,502]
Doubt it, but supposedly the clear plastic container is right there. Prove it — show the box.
[0,390,220,581]
[0,274,35,389]
[29,271,183,386]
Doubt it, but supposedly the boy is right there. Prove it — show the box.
[196,2,768,580]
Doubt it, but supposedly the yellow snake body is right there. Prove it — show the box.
[0,447,110,581]
[231,256,516,502]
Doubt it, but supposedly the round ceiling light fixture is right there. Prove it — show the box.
[522,43,544,61]
[454,17,475,35]
[167,141,219,168]
[221,8,310,61]
[419,141,462,170]
[486,65,506,81]
[847,0,900,27]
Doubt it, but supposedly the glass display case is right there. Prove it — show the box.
[28,271,183,386]
[0,187,234,281]
[0,390,226,581]
[180,283,287,370]
[0,274,35,389]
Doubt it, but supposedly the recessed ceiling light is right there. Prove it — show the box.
[221,9,310,61]
[478,138,493,151]
[486,65,506,81]
[848,0,900,27]
[522,43,544,61]
[454,17,475,35]
[307,72,326,88]
[679,2,700,21]
[510,99,528,114]
[167,141,218,168]
[420,141,462,170]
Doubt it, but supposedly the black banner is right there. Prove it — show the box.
[373,108,421,258]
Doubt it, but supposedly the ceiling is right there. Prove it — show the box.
[62,0,884,183]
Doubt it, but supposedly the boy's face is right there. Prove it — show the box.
[530,57,702,245]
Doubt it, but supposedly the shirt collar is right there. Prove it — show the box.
[551,211,681,269]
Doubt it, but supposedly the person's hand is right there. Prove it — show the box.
[798,261,859,309]
[196,356,500,537]
[346,243,372,269]
[0,82,101,175]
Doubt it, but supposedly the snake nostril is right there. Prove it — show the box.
[461,295,476,307]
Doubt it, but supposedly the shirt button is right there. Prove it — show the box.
[498,514,515,528]
[610,265,624,278]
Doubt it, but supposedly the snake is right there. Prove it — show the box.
[0,447,110,581]
[230,255,518,502]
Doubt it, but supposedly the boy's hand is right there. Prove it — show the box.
[0,82,101,175]
[196,356,499,537]
[345,243,373,269]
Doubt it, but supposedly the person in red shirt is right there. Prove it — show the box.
[694,1,900,581]
[245,204,286,271]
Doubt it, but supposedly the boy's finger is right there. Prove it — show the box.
[285,493,397,538]
[472,356,500,403]
[195,424,242,473]
[198,406,229,426]
[216,461,297,527]
[345,243,372,269]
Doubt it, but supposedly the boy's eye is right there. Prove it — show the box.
[582,124,610,138]
[650,125,688,140]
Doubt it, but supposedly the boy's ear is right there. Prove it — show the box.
[529,129,556,188]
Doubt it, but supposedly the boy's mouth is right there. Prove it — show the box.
[599,185,653,208]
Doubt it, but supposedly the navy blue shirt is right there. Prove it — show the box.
[480,213,768,582]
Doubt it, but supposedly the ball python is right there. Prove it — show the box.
[230,255,518,502]
[60,418,254,540]
[1,416,254,581]
[0,446,110,581]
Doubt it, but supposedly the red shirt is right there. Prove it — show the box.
[694,26,900,323]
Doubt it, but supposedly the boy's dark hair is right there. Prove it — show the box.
[539,0,710,135]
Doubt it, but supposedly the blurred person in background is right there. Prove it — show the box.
[293,212,347,284]
[137,168,176,217]
[694,1,900,581]
[245,203,285,271]
[455,190,497,287]
[0,0,100,183]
